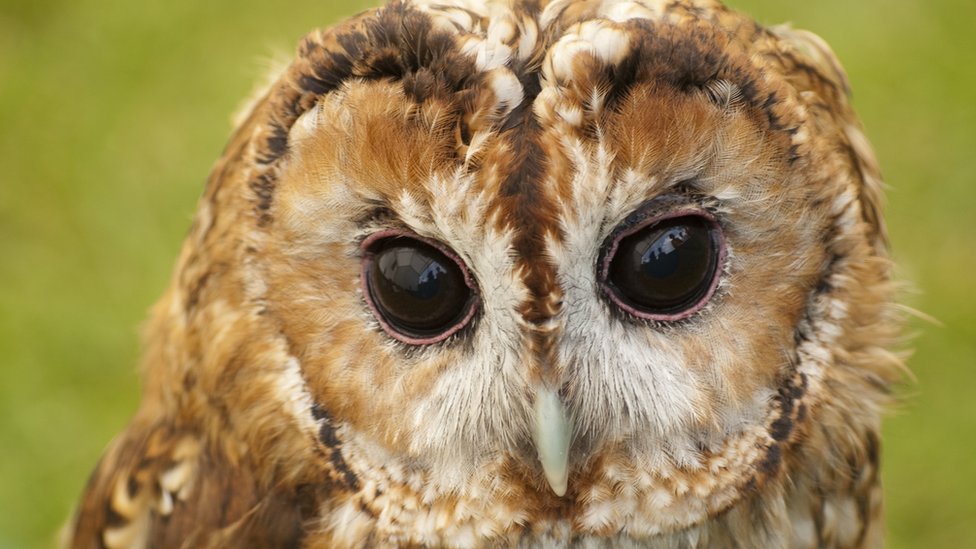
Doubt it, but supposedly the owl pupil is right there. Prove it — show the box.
[376,251,448,301]
[639,226,687,279]
[605,215,720,318]
[365,238,474,341]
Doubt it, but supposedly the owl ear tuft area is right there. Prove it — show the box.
[771,25,851,96]
[772,24,891,251]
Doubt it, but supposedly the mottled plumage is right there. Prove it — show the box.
[66,0,903,547]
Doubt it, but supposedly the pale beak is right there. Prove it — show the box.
[531,385,572,496]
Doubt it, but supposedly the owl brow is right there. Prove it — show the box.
[353,203,398,228]
[240,3,480,228]
[613,18,796,135]
[350,205,408,248]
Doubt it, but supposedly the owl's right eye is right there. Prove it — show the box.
[362,234,479,344]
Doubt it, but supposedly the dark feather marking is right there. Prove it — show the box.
[769,416,792,442]
[311,403,361,490]
[757,443,782,476]
[865,430,879,467]
[248,172,276,226]
[603,48,642,112]
[260,122,289,164]
[103,504,126,528]
[852,433,881,547]
[499,114,555,326]
[184,270,212,315]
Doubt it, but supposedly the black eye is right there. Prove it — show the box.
[362,234,478,344]
[601,213,723,320]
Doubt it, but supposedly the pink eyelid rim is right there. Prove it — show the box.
[599,209,727,322]
[360,229,481,345]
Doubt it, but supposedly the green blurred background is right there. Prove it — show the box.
[1,0,973,546]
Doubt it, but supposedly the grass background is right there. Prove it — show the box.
[1,0,973,546]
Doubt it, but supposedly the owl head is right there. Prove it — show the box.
[70,0,905,546]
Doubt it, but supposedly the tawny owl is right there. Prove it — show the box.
[65,0,904,547]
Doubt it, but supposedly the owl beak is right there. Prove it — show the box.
[531,386,572,497]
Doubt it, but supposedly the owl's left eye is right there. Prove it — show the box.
[600,211,724,321]
[361,234,479,344]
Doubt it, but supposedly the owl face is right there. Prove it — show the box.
[69,0,902,546]
[240,0,891,536]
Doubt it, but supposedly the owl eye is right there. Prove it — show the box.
[601,213,723,320]
[362,235,478,344]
